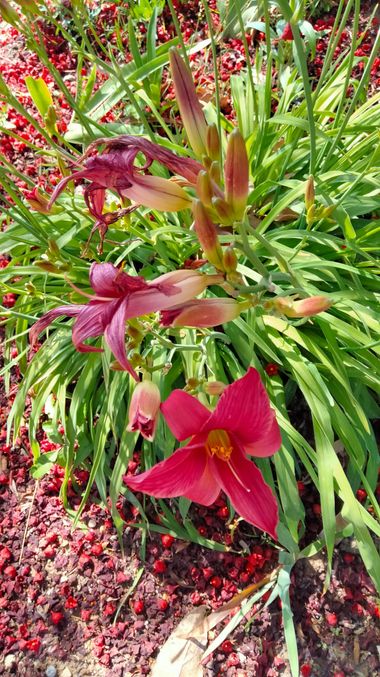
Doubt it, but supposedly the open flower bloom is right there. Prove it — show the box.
[127,381,161,441]
[47,135,203,247]
[30,263,222,380]
[124,368,281,538]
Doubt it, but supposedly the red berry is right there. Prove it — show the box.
[65,596,78,610]
[50,611,64,625]
[297,480,305,493]
[300,665,312,677]
[25,638,41,652]
[158,598,169,611]
[210,575,222,588]
[326,612,338,626]
[202,566,214,580]
[373,605,380,618]
[265,363,279,376]
[221,639,233,653]
[91,543,103,556]
[133,599,144,614]
[84,531,96,543]
[333,672,345,677]
[343,552,354,564]
[217,506,229,519]
[161,534,174,548]
[153,559,166,573]
[4,565,17,579]
[312,503,321,515]
[104,603,116,616]
[356,488,367,502]
[190,591,202,605]
[197,526,207,536]
[43,546,56,559]
[0,472,8,485]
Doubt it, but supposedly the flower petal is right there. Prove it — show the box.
[212,447,279,539]
[121,174,192,211]
[89,262,148,297]
[29,305,82,345]
[72,300,118,349]
[209,368,281,456]
[243,417,282,458]
[184,460,220,505]
[103,298,138,379]
[124,445,207,497]
[161,390,211,441]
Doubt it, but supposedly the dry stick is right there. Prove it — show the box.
[18,480,39,565]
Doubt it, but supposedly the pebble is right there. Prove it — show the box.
[88,519,97,529]
[4,654,16,670]
[45,667,57,677]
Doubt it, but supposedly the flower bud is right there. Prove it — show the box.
[25,187,58,214]
[192,200,224,270]
[127,381,161,441]
[203,381,227,396]
[305,175,315,210]
[196,170,213,207]
[0,0,19,26]
[211,197,234,226]
[222,247,238,274]
[275,296,331,318]
[206,124,220,161]
[169,48,208,158]
[224,128,249,221]
[161,298,246,328]
[209,161,221,185]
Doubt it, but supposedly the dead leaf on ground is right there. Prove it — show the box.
[151,606,209,677]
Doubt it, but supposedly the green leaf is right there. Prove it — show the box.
[25,76,54,118]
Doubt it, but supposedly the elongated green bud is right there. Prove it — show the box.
[211,196,235,226]
[206,124,220,161]
[196,170,213,207]
[305,175,315,210]
[192,200,224,270]
[169,48,208,158]
[224,128,249,220]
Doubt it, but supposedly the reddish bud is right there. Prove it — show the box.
[210,575,222,588]
[300,664,312,677]
[127,381,161,442]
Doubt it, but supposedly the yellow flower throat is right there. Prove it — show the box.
[206,430,233,461]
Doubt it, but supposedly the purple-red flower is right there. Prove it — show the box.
[124,368,281,537]
[30,263,222,380]
[48,135,203,250]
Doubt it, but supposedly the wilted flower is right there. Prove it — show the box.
[124,368,281,537]
[30,263,223,380]
[127,381,161,441]
[48,135,203,250]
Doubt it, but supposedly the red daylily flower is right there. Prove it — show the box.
[124,368,281,537]
[30,263,222,380]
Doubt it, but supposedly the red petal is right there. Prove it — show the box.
[209,368,281,456]
[124,445,207,497]
[161,390,210,441]
[29,305,82,345]
[211,447,278,539]
[184,460,220,505]
[103,298,138,380]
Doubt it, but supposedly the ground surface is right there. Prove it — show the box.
[0,1,380,676]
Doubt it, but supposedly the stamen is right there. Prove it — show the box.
[227,461,251,492]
